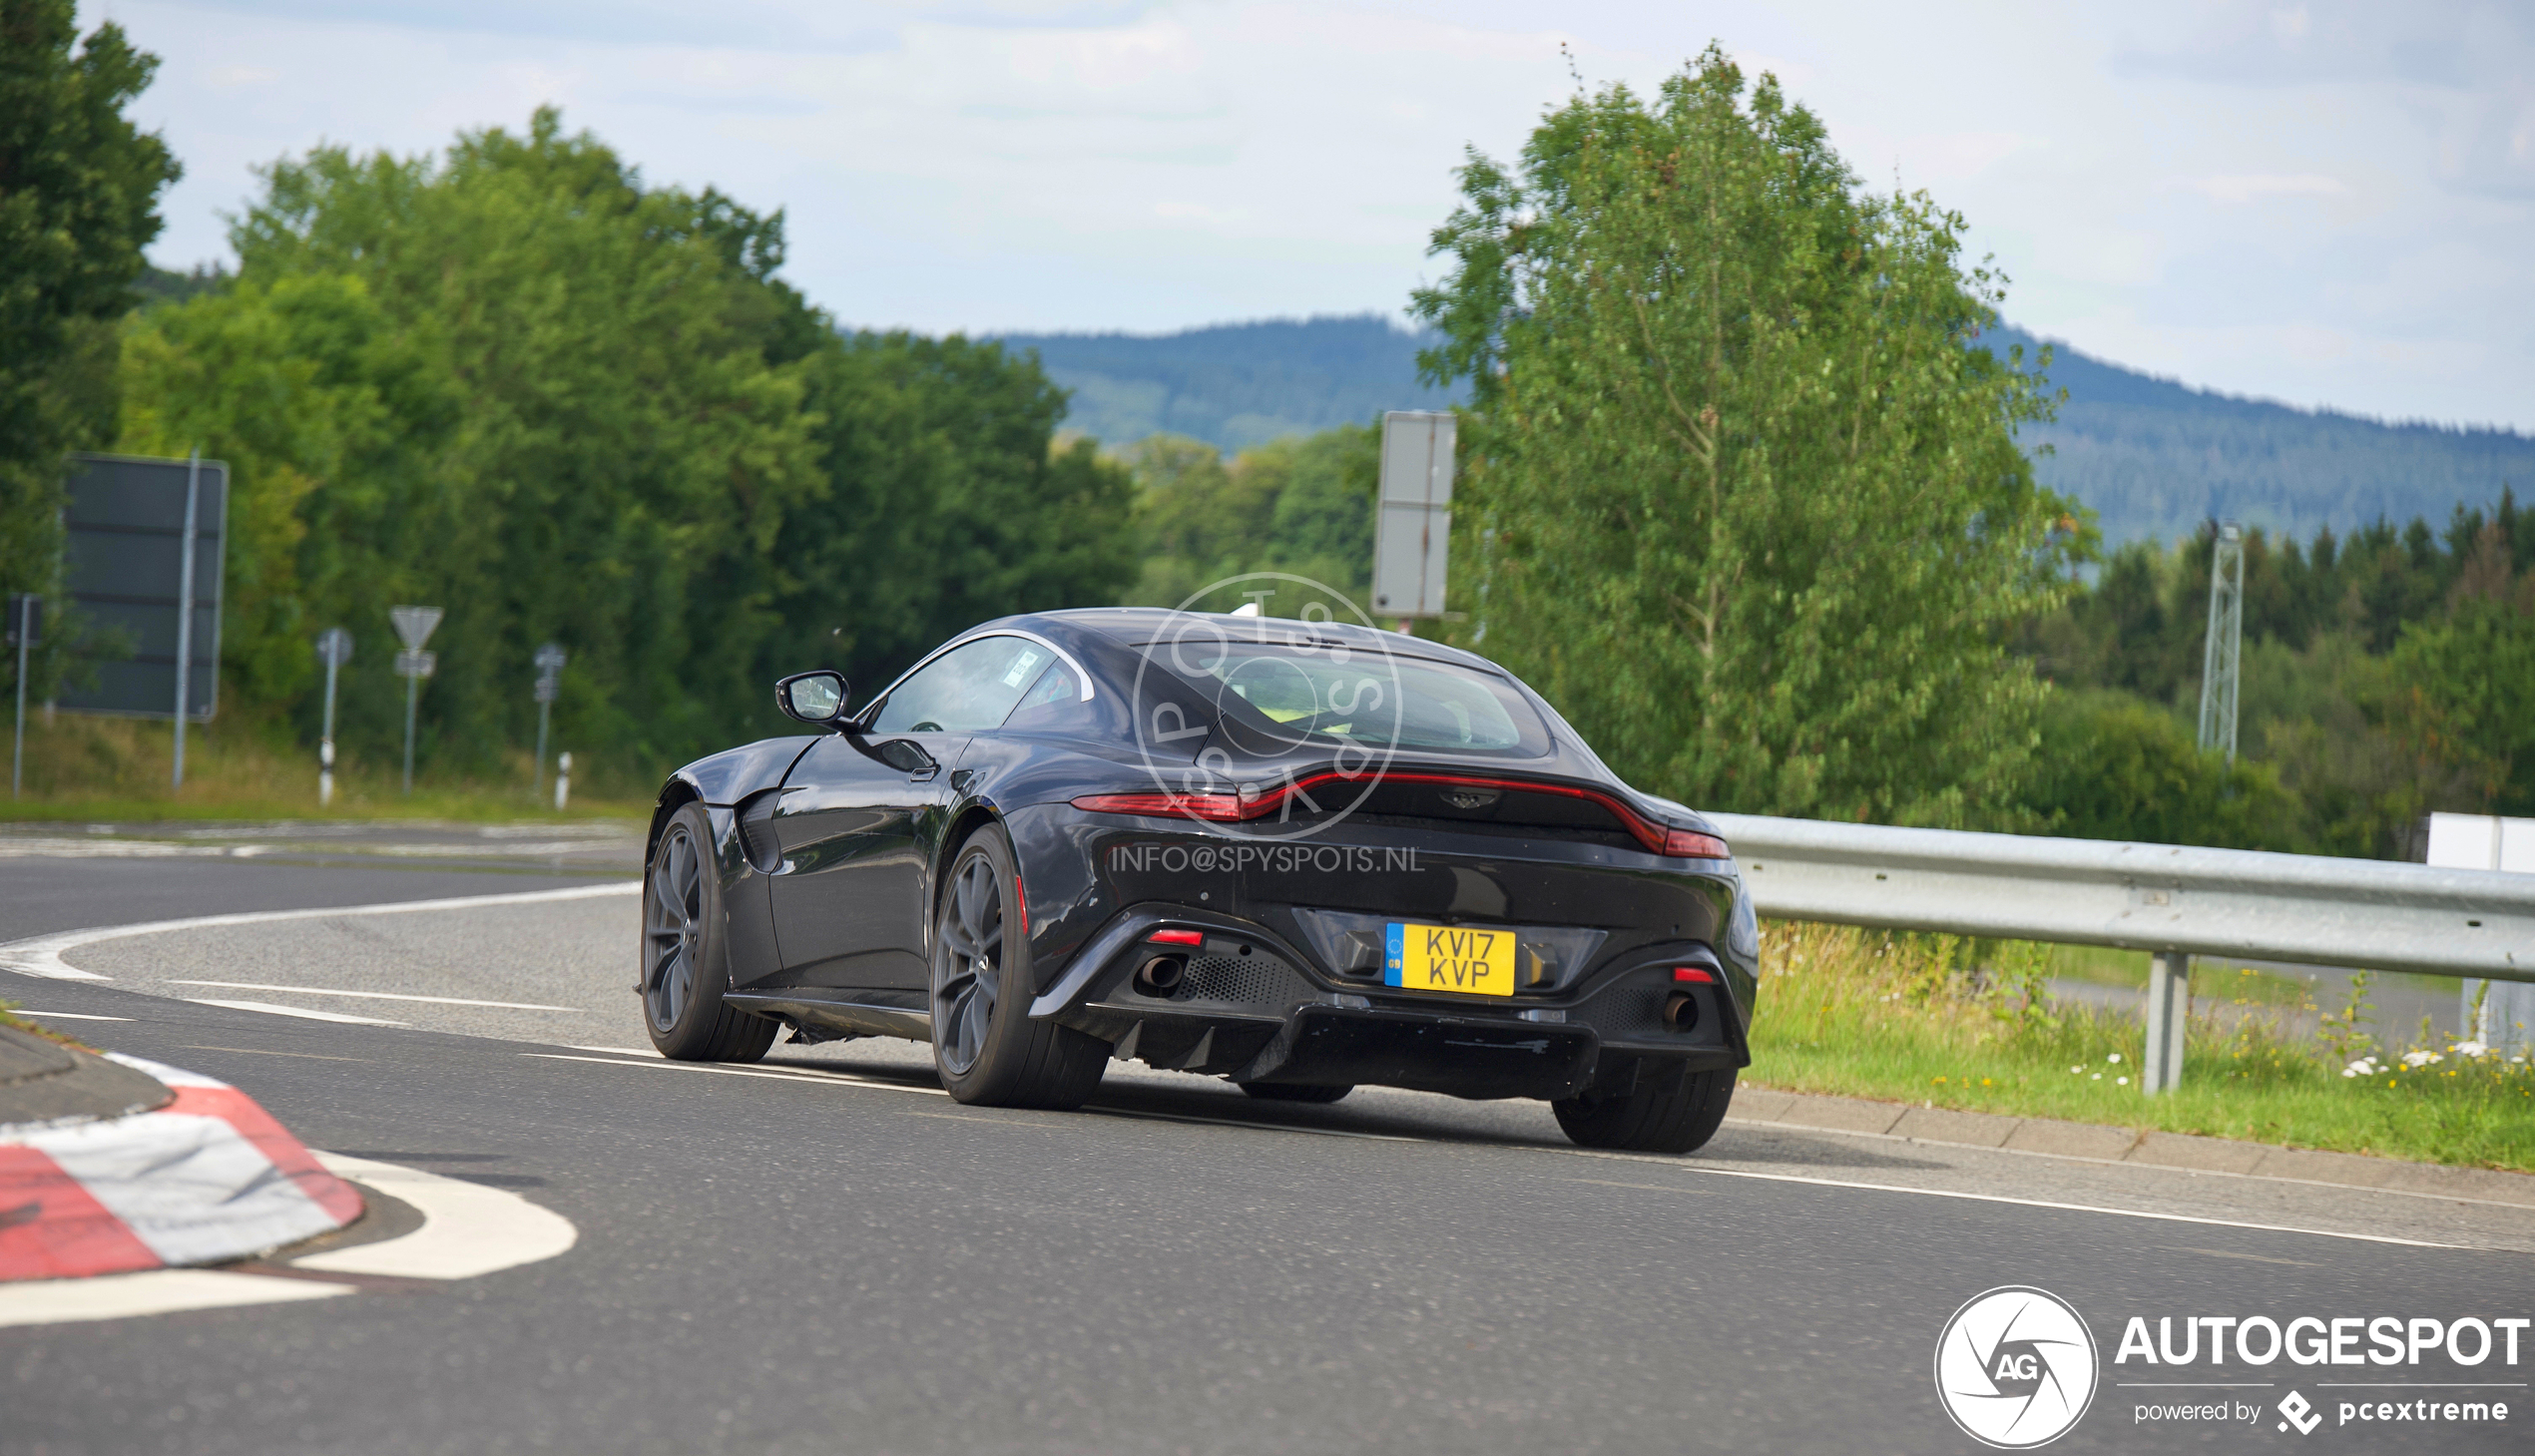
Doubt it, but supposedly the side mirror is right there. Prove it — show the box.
[776,670,850,727]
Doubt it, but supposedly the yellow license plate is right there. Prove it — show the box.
[1383,922,1516,998]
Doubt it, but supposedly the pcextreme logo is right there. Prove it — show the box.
[1935,1286,2102,1449]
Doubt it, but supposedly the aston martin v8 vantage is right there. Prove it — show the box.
[641,608,1759,1153]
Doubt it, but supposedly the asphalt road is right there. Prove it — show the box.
[4,831,2531,1455]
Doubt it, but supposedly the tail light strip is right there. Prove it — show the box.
[1071,772,1728,860]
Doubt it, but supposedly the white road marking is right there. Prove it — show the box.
[295,1153,578,1280]
[524,1052,953,1096]
[6,1011,131,1021]
[171,981,583,1012]
[1545,1149,2474,1249]
[0,881,640,981]
[0,1269,350,1327]
[184,999,408,1027]
[563,1044,660,1058]
[0,1154,581,1327]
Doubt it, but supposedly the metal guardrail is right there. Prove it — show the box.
[1705,813,2535,1092]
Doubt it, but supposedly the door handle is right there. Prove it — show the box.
[907,765,940,783]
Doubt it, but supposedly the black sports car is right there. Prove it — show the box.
[642,608,1759,1153]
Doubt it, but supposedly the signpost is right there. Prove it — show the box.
[1372,411,1455,626]
[390,606,442,795]
[315,628,352,806]
[9,594,37,799]
[56,452,230,775]
[532,642,566,801]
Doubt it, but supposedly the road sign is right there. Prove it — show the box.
[56,453,229,722]
[316,627,353,668]
[390,606,443,651]
[534,642,567,674]
[394,649,437,679]
[534,676,559,704]
[1372,411,1454,619]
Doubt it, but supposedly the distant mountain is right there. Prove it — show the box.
[994,313,2535,545]
[1982,324,2535,546]
[994,315,1460,452]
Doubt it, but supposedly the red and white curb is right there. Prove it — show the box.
[2,1054,361,1282]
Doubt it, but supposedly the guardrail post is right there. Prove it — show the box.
[2143,952,2189,1095]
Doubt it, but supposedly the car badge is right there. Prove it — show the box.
[1440,788,1500,810]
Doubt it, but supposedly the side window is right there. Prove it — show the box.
[1001,660,1086,731]
[870,638,1050,733]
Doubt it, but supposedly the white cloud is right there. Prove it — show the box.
[84,0,2535,429]
[2183,173,2347,204]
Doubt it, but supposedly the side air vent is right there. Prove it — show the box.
[736,790,783,874]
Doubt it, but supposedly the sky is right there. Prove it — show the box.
[86,0,2535,431]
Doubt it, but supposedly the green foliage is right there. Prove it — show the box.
[103,110,1135,793]
[0,0,179,694]
[1410,49,2081,828]
[2020,500,2527,852]
[1119,423,1378,609]
[2026,690,2304,848]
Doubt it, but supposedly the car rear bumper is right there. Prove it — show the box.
[1030,902,1746,1101]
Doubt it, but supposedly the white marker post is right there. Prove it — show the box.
[314,627,351,806]
[553,750,571,812]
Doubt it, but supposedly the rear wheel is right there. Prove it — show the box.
[643,801,777,1063]
[1553,1063,1735,1154]
[1240,1083,1352,1105]
[929,824,1107,1109]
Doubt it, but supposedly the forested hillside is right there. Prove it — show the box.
[1984,323,2535,547]
[996,316,1459,451]
[999,314,2535,547]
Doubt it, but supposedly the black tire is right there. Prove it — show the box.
[930,824,1108,1109]
[1240,1083,1352,1105]
[643,801,777,1063]
[1553,1063,1736,1154]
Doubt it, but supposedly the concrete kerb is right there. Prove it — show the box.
[1725,1086,2535,1211]
[1,1031,364,1281]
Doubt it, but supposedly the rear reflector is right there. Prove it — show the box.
[1147,928,1205,946]
[1662,828,1730,859]
[1672,966,1716,983]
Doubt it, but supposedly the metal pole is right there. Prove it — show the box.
[172,449,201,789]
[403,670,419,795]
[535,698,551,802]
[2143,951,2190,1095]
[2198,523,2243,767]
[12,595,29,799]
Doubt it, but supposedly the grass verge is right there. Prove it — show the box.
[1,712,649,823]
[1749,921,2535,1174]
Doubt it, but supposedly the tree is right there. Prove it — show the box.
[1411,49,2079,827]
[0,0,179,672]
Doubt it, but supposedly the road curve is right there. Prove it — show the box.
[3,836,2528,1455]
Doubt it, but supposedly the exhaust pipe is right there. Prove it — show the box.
[1133,955,1187,997]
[1662,991,1702,1032]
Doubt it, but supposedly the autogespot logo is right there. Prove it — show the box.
[1128,572,1406,844]
[1935,1286,2102,1449]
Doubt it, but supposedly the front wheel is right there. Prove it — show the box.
[1553,1064,1735,1154]
[643,801,777,1063]
[929,825,1107,1109]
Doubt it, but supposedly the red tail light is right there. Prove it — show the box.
[1672,966,1716,984]
[1147,928,1204,946]
[1071,792,1244,820]
[1663,828,1729,859]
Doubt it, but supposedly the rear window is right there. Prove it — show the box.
[1146,639,1551,756]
